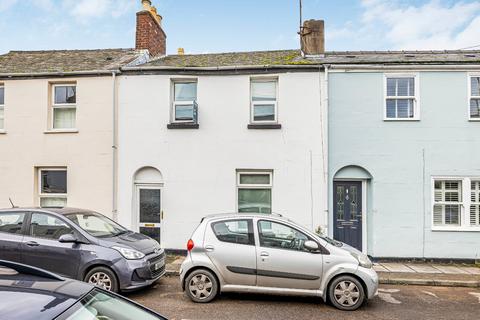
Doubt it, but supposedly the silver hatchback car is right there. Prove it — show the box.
[180,213,378,311]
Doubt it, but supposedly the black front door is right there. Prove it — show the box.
[333,181,362,251]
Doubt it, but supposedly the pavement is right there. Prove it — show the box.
[165,256,480,288]
[126,276,480,320]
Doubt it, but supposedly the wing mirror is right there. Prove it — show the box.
[59,233,78,243]
[304,240,320,252]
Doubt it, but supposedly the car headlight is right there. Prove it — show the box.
[112,246,145,260]
[351,252,373,269]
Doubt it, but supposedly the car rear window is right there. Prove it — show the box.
[211,219,254,245]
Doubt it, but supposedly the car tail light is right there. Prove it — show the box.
[187,239,194,251]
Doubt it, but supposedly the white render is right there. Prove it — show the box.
[117,71,328,249]
[0,77,114,215]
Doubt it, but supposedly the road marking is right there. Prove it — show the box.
[421,290,438,298]
[469,292,480,303]
[378,288,401,304]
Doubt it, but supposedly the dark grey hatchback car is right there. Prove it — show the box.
[0,207,166,292]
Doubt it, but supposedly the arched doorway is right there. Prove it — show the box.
[333,165,372,252]
[133,167,164,245]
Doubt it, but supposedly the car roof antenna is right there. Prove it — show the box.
[8,198,17,208]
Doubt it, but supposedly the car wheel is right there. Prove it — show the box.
[328,275,365,311]
[184,269,218,303]
[84,267,119,293]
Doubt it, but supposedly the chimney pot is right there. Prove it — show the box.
[300,19,325,56]
[142,0,151,10]
[177,48,185,55]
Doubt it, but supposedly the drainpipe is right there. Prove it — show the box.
[111,71,118,221]
[323,64,330,237]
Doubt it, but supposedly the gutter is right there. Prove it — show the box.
[0,70,116,78]
[111,71,118,221]
[121,64,322,72]
[328,64,480,71]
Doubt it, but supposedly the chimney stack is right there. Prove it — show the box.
[136,0,166,57]
[300,20,325,57]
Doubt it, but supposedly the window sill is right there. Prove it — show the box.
[248,123,282,129]
[44,129,79,134]
[167,123,199,129]
[431,227,480,232]
[0,130,6,134]
[468,118,480,122]
[383,118,420,122]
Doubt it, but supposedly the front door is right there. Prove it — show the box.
[333,181,362,251]
[136,185,162,245]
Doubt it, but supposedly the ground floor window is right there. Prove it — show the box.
[432,177,480,229]
[38,168,67,207]
[237,170,272,214]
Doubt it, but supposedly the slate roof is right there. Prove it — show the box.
[0,48,142,74]
[140,49,480,68]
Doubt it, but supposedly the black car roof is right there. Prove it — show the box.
[0,207,94,215]
[0,260,93,320]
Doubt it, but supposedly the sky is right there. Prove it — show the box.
[0,0,480,55]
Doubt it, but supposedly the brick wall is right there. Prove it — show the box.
[135,11,166,57]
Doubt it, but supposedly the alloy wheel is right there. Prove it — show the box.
[188,274,213,300]
[88,272,113,291]
[333,280,360,307]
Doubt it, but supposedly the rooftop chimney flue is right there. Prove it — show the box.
[300,20,325,57]
[135,0,166,57]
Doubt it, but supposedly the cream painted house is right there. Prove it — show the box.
[0,49,145,216]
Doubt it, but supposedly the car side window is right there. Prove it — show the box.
[30,213,73,240]
[211,219,254,246]
[0,212,26,235]
[258,220,312,252]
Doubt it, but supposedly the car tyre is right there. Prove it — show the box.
[84,266,119,293]
[328,275,365,311]
[184,269,218,303]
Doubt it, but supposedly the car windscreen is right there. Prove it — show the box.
[55,288,166,320]
[64,212,128,238]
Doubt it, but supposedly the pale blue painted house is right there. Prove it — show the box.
[325,51,480,260]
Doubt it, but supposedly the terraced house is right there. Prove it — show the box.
[1,0,479,260]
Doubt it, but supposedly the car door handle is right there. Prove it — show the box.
[26,241,39,247]
[205,245,214,252]
[260,252,269,257]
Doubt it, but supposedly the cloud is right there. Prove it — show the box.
[331,0,480,50]
[0,0,18,12]
[61,0,136,22]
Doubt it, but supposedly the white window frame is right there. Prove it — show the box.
[0,84,4,132]
[468,73,480,121]
[38,168,68,207]
[431,176,480,231]
[50,84,77,131]
[236,170,273,213]
[471,180,480,227]
[171,79,198,124]
[384,73,420,121]
[250,78,278,124]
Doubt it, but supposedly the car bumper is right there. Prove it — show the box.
[355,266,379,299]
[114,252,166,291]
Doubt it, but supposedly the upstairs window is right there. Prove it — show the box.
[172,81,198,123]
[251,79,277,123]
[469,76,480,120]
[39,168,67,208]
[52,84,76,129]
[0,85,4,130]
[385,75,418,120]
